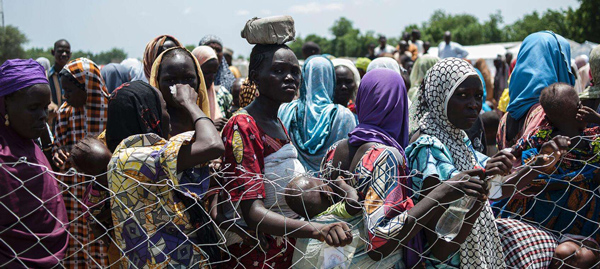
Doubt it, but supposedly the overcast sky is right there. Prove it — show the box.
[4,0,578,59]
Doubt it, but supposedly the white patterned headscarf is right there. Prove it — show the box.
[410,58,479,171]
[411,58,505,268]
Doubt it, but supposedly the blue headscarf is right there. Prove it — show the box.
[279,55,358,171]
[101,63,131,94]
[507,31,575,120]
[475,68,492,112]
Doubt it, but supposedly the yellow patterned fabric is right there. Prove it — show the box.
[108,131,211,268]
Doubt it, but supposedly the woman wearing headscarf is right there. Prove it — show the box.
[100,63,131,94]
[219,38,352,267]
[354,57,371,78]
[279,55,358,171]
[0,59,69,268]
[474,58,494,103]
[367,57,402,74]
[408,55,439,103]
[331,58,360,112]
[497,31,575,149]
[407,58,567,268]
[199,35,236,91]
[142,35,183,80]
[106,81,224,268]
[318,69,488,267]
[368,57,413,107]
[149,47,210,136]
[192,46,233,124]
[120,58,147,83]
[52,57,109,268]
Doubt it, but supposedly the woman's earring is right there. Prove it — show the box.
[4,114,9,126]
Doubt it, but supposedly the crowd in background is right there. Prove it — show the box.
[1,14,600,269]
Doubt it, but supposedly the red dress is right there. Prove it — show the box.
[220,110,296,268]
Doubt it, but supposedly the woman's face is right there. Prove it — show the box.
[207,42,223,66]
[61,75,87,107]
[5,84,51,139]
[447,75,483,130]
[201,58,219,87]
[334,66,356,106]
[157,52,199,107]
[252,48,301,104]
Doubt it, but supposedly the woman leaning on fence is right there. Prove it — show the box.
[0,59,69,268]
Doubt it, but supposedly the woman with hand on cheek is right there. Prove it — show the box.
[150,47,211,136]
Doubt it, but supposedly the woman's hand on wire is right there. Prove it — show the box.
[485,150,515,177]
[534,135,570,167]
[430,169,488,203]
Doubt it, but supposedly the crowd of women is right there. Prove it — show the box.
[1,15,599,268]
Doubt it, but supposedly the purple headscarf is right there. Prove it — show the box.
[0,59,69,267]
[348,68,421,267]
[348,68,409,156]
[0,59,48,97]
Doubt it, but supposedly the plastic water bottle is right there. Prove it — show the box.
[435,177,478,242]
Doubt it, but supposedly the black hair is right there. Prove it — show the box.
[540,82,578,119]
[70,136,110,172]
[53,39,70,50]
[302,42,321,55]
[480,111,500,128]
[248,44,291,83]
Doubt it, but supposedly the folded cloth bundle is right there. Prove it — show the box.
[241,15,295,45]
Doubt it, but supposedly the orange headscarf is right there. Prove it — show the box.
[55,58,109,153]
[142,35,183,80]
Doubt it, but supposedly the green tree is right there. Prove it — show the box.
[503,8,573,42]
[329,17,361,57]
[93,48,127,65]
[0,25,29,64]
[24,47,54,65]
[483,11,506,43]
[566,0,600,43]
[305,34,332,55]
[422,10,484,45]
[288,36,304,59]
[185,44,196,52]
